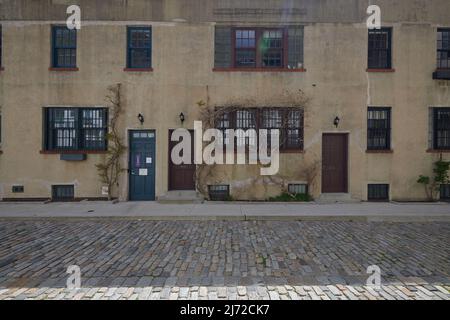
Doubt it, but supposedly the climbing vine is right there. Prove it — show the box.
[96,83,127,201]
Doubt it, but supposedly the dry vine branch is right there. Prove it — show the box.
[96,83,127,201]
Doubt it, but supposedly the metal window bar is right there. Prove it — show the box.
[208,185,230,201]
[127,27,152,68]
[434,108,450,149]
[288,184,308,195]
[235,29,257,67]
[52,26,77,68]
[261,30,284,67]
[52,185,75,201]
[368,107,391,150]
[368,184,389,201]
[368,28,392,69]
[437,29,450,69]
[81,108,108,150]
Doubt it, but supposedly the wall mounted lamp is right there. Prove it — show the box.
[334,116,340,128]
[138,113,144,125]
[179,112,186,124]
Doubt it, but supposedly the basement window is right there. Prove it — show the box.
[52,185,75,201]
[208,185,230,201]
[441,184,450,201]
[12,186,24,193]
[368,184,390,202]
[288,184,308,194]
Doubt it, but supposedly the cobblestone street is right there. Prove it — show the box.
[0,220,448,300]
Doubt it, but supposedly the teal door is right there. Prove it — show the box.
[129,130,156,201]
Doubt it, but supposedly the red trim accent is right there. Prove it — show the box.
[427,149,450,153]
[49,67,79,72]
[367,68,395,73]
[213,67,306,72]
[366,149,393,154]
[40,150,108,154]
[124,68,153,72]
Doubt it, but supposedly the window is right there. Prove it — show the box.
[437,29,450,69]
[367,107,391,150]
[288,184,308,195]
[52,26,77,68]
[43,108,108,151]
[208,185,230,201]
[441,184,450,201]
[432,108,450,150]
[12,186,24,193]
[368,184,389,201]
[0,25,2,67]
[214,26,304,70]
[216,108,304,151]
[52,185,74,201]
[368,28,392,69]
[127,27,152,69]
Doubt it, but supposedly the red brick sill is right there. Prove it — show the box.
[124,68,153,72]
[40,150,108,154]
[427,149,450,153]
[49,67,79,72]
[213,67,307,72]
[367,68,395,73]
[366,149,393,154]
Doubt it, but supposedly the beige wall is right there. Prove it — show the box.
[0,0,449,201]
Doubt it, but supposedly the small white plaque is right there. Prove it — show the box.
[139,169,148,176]
[146,157,152,164]
[101,186,109,195]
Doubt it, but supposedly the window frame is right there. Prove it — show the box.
[215,107,304,152]
[126,26,152,69]
[0,24,3,68]
[51,25,77,69]
[368,27,392,70]
[433,107,450,150]
[437,28,450,69]
[367,107,391,151]
[43,107,108,152]
[232,27,288,69]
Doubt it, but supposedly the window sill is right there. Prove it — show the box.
[366,149,393,154]
[427,149,450,153]
[367,68,395,73]
[49,67,79,72]
[124,68,153,72]
[40,150,108,154]
[213,67,307,73]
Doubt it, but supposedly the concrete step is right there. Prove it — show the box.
[317,193,360,204]
[157,191,204,204]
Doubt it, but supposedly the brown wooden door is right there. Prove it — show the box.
[322,134,348,193]
[168,130,196,190]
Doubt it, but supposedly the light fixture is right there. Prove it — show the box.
[138,113,144,125]
[179,112,185,124]
[334,116,340,128]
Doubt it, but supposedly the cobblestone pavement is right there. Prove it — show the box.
[0,220,448,300]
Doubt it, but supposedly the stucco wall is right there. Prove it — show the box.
[0,0,449,201]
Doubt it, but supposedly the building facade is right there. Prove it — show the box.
[0,0,449,202]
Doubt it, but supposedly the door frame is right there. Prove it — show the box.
[128,129,156,201]
[321,133,349,194]
[168,129,196,191]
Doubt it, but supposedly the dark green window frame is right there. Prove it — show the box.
[127,26,152,69]
[52,26,77,68]
[43,107,108,152]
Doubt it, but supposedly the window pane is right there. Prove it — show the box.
[236,50,256,67]
[368,108,390,150]
[368,28,391,69]
[128,27,152,68]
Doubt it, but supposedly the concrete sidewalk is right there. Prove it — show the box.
[0,201,449,221]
